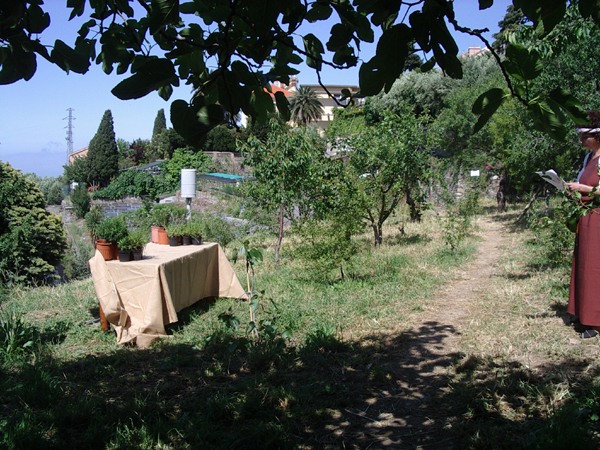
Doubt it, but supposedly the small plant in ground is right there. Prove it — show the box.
[441,185,480,254]
[217,241,292,370]
[0,312,37,361]
[527,196,575,268]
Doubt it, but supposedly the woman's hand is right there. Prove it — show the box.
[565,182,595,195]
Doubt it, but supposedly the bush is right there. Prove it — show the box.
[201,213,234,247]
[71,184,91,219]
[0,162,67,284]
[94,169,168,201]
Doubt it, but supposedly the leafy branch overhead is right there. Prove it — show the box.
[2,0,600,143]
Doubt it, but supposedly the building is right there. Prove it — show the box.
[68,146,88,164]
[299,84,363,130]
[461,46,490,58]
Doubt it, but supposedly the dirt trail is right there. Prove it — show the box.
[341,218,507,449]
[427,217,505,353]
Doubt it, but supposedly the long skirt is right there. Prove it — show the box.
[568,209,600,326]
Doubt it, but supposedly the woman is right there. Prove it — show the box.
[565,111,600,338]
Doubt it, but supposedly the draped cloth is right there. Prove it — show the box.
[89,242,247,348]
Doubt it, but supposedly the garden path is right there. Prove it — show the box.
[335,217,509,449]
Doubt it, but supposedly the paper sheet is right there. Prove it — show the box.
[536,169,566,191]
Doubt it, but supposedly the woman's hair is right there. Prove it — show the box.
[576,111,600,136]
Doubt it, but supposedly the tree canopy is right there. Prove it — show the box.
[2,0,598,144]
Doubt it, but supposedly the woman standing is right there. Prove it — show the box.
[565,111,600,338]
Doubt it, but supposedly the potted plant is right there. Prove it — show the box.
[187,219,203,245]
[116,236,133,262]
[165,223,184,246]
[85,204,105,246]
[150,205,187,245]
[127,228,148,260]
[95,216,129,260]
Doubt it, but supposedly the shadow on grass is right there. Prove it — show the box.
[2,319,600,450]
[390,232,432,246]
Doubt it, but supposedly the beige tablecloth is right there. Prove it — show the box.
[89,242,247,348]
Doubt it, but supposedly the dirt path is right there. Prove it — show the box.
[339,218,507,449]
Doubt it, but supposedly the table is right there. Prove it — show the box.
[89,242,247,348]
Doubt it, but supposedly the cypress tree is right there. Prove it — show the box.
[86,110,119,186]
[152,109,167,139]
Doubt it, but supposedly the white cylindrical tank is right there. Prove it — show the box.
[180,169,196,198]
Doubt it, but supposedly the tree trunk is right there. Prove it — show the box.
[274,203,284,265]
[372,222,383,246]
[406,187,422,222]
[497,174,510,213]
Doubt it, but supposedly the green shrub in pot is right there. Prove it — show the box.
[95,216,128,244]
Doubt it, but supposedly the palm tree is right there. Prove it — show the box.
[288,86,324,126]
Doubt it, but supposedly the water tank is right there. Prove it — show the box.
[180,169,197,198]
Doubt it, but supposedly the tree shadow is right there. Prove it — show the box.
[391,232,432,246]
[3,318,599,449]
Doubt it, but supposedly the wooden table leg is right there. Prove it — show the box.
[98,303,109,331]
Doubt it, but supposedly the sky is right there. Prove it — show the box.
[0,0,512,177]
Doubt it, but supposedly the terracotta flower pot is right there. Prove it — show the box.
[96,241,114,261]
[151,226,161,244]
[157,227,169,245]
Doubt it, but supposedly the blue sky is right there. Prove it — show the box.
[0,0,512,177]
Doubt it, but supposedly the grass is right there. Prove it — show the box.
[2,197,600,449]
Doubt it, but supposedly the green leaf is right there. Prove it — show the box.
[305,3,332,22]
[0,48,36,84]
[333,2,374,43]
[246,0,281,35]
[303,34,324,71]
[527,98,569,141]
[327,24,353,52]
[359,24,411,96]
[158,84,173,101]
[503,44,542,81]
[67,0,85,19]
[420,57,436,73]
[250,88,275,124]
[472,88,506,133]
[514,0,566,36]
[478,0,493,9]
[111,58,177,100]
[197,104,225,127]
[274,91,291,122]
[548,88,589,124]
[170,99,210,148]
[149,0,179,35]
[50,39,90,74]
[26,4,50,34]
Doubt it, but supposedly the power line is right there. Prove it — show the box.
[63,108,75,164]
